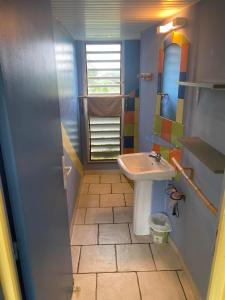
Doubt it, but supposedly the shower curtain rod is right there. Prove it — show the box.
[78,95,130,99]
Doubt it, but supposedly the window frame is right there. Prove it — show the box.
[85,42,122,96]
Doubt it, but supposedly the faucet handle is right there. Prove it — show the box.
[149,151,161,162]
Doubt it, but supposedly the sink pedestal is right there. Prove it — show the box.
[133,180,153,235]
[117,152,175,235]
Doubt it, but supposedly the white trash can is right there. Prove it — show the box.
[149,213,172,244]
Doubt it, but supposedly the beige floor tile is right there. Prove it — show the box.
[114,207,133,223]
[100,193,125,207]
[178,271,198,300]
[151,243,182,270]
[129,224,153,243]
[72,274,96,300]
[116,244,155,271]
[71,246,81,273]
[124,194,134,206]
[138,271,186,300]
[100,174,121,183]
[79,245,116,273]
[75,208,86,225]
[83,175,100,184]
[85,208,113,224]
[99,224,131,244]
[79,194,100,208]
[112,183,133,194]
[80,184,89,194]
[89,183,111,194]
[121,174,129,183]
[71,225,98,245]
[97,272,140,300]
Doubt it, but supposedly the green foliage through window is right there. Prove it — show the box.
[86,43,121,95]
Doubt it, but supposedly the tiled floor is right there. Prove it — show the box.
[71,173,197,300]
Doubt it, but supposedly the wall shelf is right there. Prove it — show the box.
[178,81,225,103]
[179,137,225,174]
[178,81,225,90]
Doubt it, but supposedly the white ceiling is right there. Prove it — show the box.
[51,0,198,40]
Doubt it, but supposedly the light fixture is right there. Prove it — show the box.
[157,17,187,34]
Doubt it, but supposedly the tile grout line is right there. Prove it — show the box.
[123,193,126,207]
[176,271,188,300]
[72,242,161,247]
[75,269,186,275]
[128,223,133,243]
[136,272,142,300]
[97,224,99,245]
[74,221,131,225]
[115,244,118,272]
[82,221,136,225]
[95,273,98,300]
[148,243,157,270]
[76,245,82,274]
[84,208,88,224]
[112,207,115,224]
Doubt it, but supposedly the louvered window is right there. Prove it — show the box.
[86,43,121,95]
[85,43,122,161]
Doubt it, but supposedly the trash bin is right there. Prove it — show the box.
[149,213,172,244]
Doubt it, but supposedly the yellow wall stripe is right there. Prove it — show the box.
[134,97,139,151]
[176,98,184,124]
[61,124,84,176]
[155,95,161,115]
[207,182,225,300]
[0,186,22,300]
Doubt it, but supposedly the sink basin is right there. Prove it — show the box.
[117,152,175,235]
[117,152,175,181]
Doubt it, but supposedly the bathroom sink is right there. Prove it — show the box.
[117,152,175,181]
[117,152,175,236]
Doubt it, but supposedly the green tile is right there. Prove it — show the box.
[159,146,169,161]
[174,172,181,181]
[153,115,162,136]
[171,122,184,147]
[124,124,134,136]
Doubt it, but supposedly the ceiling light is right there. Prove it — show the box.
[157,18,187,34]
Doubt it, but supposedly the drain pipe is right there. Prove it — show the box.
[171,157,217,215]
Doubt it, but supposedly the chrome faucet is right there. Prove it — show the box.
[149,151,161,162]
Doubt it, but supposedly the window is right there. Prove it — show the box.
[85,43,121,95]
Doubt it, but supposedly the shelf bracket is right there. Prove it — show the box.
[196,87,200,104]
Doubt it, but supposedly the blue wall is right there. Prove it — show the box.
[0,1,73,299]
[124,40,140,94]
[139,0,225,298]
[54,22,82,225]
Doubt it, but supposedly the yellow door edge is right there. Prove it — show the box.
[0,183,22,300]
[207,175,225,300]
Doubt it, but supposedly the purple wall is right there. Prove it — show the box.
[139,0,225,298]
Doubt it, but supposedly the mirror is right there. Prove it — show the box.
[160,44,181,121]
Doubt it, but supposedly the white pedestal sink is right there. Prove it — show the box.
[117,152,175,235]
